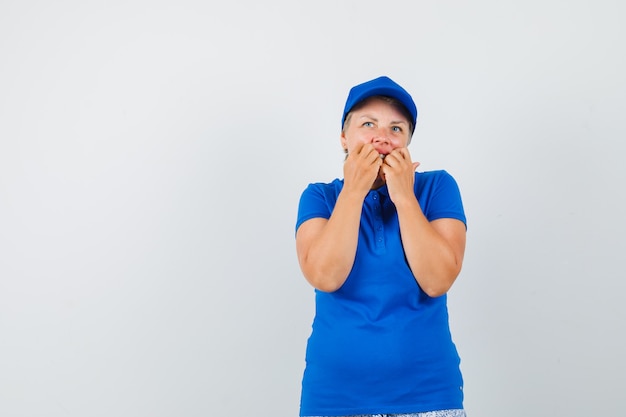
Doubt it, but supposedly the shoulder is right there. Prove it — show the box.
[296,178,344,232]
[301,178,344,197]
[416,169,456,181]
[415,169,461,191]
[414,170,466,224]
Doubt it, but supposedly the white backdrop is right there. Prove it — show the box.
[1,1,625,416]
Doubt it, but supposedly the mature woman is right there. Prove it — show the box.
[295,76,468,417]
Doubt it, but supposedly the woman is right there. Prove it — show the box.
[295,76,468,417]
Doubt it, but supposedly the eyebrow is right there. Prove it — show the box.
[357,114,408,125]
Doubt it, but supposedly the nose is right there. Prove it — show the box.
[372,128,390,144]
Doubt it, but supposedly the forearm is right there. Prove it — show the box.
[298,190,365,292]
[395,198,463,297]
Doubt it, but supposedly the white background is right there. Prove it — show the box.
[1,1,625,416]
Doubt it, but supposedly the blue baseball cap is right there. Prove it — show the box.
[341,76,418,133]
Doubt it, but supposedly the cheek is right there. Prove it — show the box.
[391,135,410,148]
[345,134,371,151]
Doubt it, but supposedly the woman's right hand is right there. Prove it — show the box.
[343,142,383,196]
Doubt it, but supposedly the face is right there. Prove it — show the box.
[341,97,412,156]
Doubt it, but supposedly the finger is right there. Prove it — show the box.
[362,144,382,162]
[395,147,411,160]
[351,141,365,155]
[382,151,403,167]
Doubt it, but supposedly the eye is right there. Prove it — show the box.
[362,121,374,127]
[392,126,403,132]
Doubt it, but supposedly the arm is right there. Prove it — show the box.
[396,204,466,297]
[296,142,382,292]
[382,148,466,297]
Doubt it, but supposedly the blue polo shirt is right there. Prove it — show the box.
[296,170,467,416]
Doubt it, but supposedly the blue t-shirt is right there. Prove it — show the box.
[296,170,467,417]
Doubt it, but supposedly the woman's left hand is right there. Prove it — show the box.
[381,147,420,205]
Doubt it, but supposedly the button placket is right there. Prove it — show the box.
[371,191,385,248]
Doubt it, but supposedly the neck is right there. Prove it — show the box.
[371,172,385,190]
